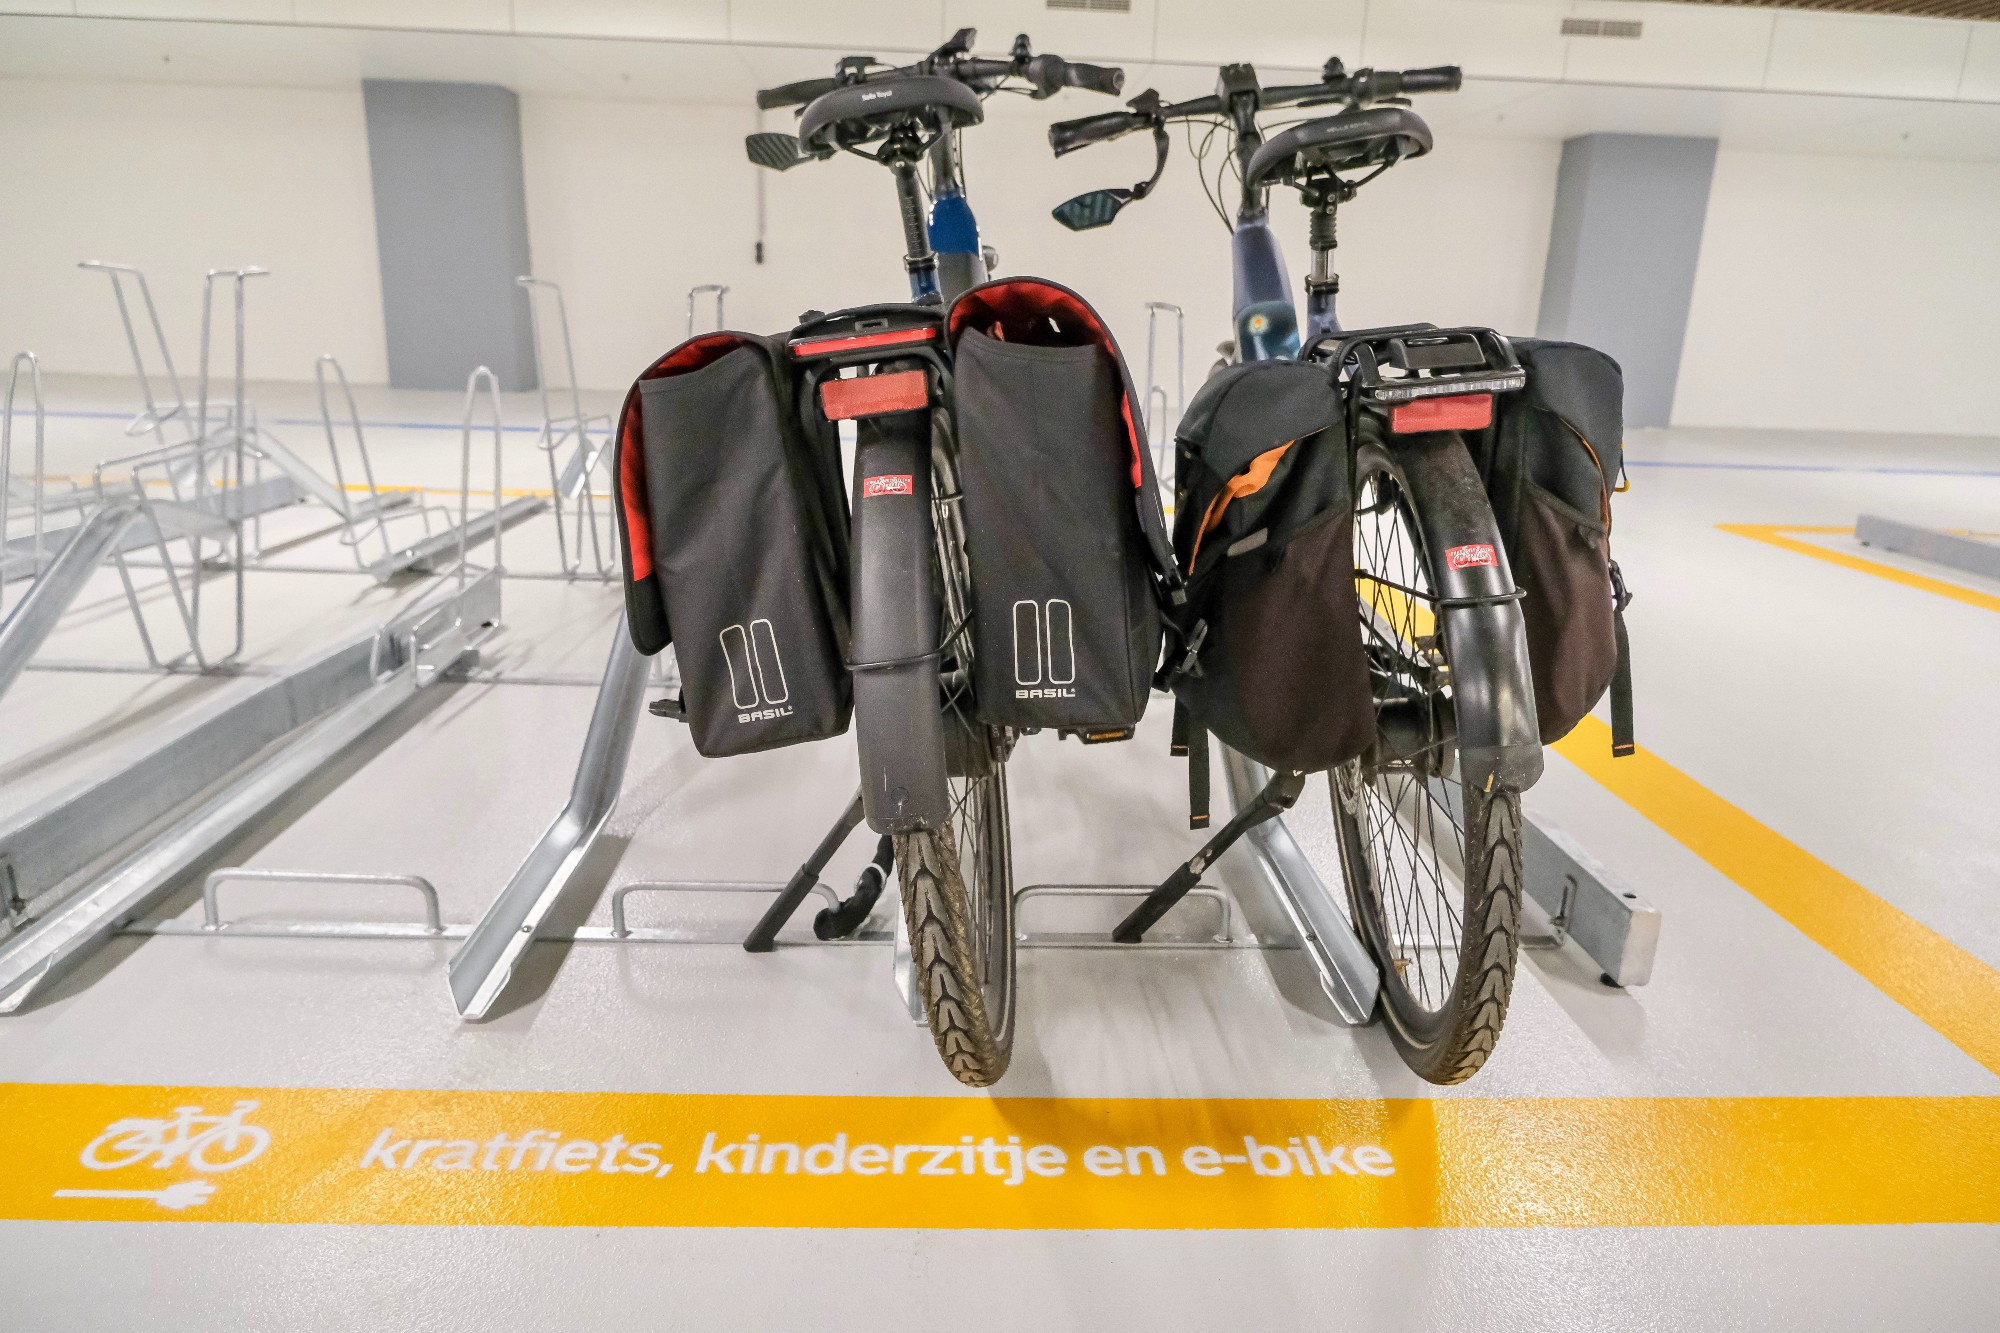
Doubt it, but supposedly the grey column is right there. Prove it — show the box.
[1536,134,1716,429]
[362,80,536,391]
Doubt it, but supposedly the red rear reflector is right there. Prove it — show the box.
[790,327,937,357]
[820,370,929,420]
[1390,393,1493,434]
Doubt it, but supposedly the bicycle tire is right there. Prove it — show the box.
[189,1124,271,1172]
[80,1126,159,1171]
[1332,427,1525,1085]
[898,427,1016,1087]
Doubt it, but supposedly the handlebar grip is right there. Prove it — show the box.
[1398,66,1462,93]
[1064,60,1125,96]
[1048,109,1143,156]
[756,77,841,111]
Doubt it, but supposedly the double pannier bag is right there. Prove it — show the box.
[1484,338,1628,747]
[1167,359,1375,775]
[613,331,851,758]
[944,278,1178,734]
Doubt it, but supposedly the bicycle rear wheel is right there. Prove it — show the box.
[1332,428,1524,1085]
[897,436,1016,1087]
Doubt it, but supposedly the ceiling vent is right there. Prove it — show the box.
[1562,16,1646,36]
[1047,0,1133,12]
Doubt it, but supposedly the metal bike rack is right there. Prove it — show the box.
[686,284,729,338]
[367,367,547,580]
[1142,299,1186,489]
[1015,883,1238,947]
[1856,513,2000,583]
[518,276,617,580]
[447,621,649,1019]
[2,351,53,587]
[1219,749,1381,1025]
[0,566,502,1012]
[1518,802,1661,988]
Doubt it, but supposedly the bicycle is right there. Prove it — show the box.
[80,1099,270,1172]
[747,29,1125,1086]
[1049,60,1547,1083]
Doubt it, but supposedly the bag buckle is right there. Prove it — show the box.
[1609,559,1633,613]
[1171,620,1209,680]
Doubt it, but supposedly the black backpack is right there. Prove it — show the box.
[945,277,1180,737]
[614,280,1184,759]
[1479,338,1632,752]
[1163,359,1376,817]
[613,330,852,758]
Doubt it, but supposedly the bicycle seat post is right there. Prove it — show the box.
[887,130,941,303]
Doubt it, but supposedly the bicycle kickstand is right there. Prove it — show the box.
[742,790,868,953]
[1112,769,1308,943]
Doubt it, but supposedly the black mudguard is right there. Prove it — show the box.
[849,410,950,832]
[1378,432,1545,794]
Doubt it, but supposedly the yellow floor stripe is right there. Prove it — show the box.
[3,1082,1997,1229]
[1720,523,2000,613]
[1558,717,2000,1078]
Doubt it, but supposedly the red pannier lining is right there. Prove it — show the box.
[947,280,1147,489]
[615,332,755,582]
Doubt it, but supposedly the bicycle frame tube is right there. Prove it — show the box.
[927,132,989,302]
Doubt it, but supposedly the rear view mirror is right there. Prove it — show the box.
[745,132,810,172]
[1052,188,1132,231]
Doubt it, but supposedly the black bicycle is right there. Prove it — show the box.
[1051,60,1545,1084]
[749,30,1124,1086]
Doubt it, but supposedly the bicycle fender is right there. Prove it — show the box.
[1382,432,1545,793]
[849,411,951,833]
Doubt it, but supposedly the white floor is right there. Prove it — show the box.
[4,377,1999,1330]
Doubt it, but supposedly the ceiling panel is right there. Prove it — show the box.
[1764,9,1974,97]
[1153,0,1364,73]
[942,0,1158,66]
[513,0,730,44]
[728,0,944,55]
[1361,0,1570,81]
[1564,0,1778,90]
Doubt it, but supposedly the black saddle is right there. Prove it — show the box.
[1245,106,1432,189]
[799,75,985,154]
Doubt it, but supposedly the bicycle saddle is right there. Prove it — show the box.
[1245,106,1432,190]
[799,75,985,154]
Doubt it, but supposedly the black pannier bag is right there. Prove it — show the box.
[1166,359,1375,780]
[944,278,1178,734]
[1482,338,1630,749]
[613,331,852,758]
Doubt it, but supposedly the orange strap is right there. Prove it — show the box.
[1187,441,1294,572]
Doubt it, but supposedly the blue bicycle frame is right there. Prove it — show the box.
[922,133,990,303]
[1228,120,1337,362]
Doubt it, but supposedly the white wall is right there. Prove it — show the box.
[1673,149,2000,437]
[518,90,1560,400]
[0,77,388,384]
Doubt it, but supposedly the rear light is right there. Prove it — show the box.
[1390,392,1493,434]
[820,370,929,420]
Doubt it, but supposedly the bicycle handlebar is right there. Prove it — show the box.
[755,33,1124,113]
[757,77,842,111]
[1047,63,1461,155]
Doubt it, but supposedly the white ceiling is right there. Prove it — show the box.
[3,8,1999,160]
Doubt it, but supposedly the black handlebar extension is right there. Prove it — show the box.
[755,42,1123,112]
[1047,63,1461,155]
[756,76,842,111]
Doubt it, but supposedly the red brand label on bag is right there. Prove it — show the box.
[1445,544,1498,570]
[863,475,914,499]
